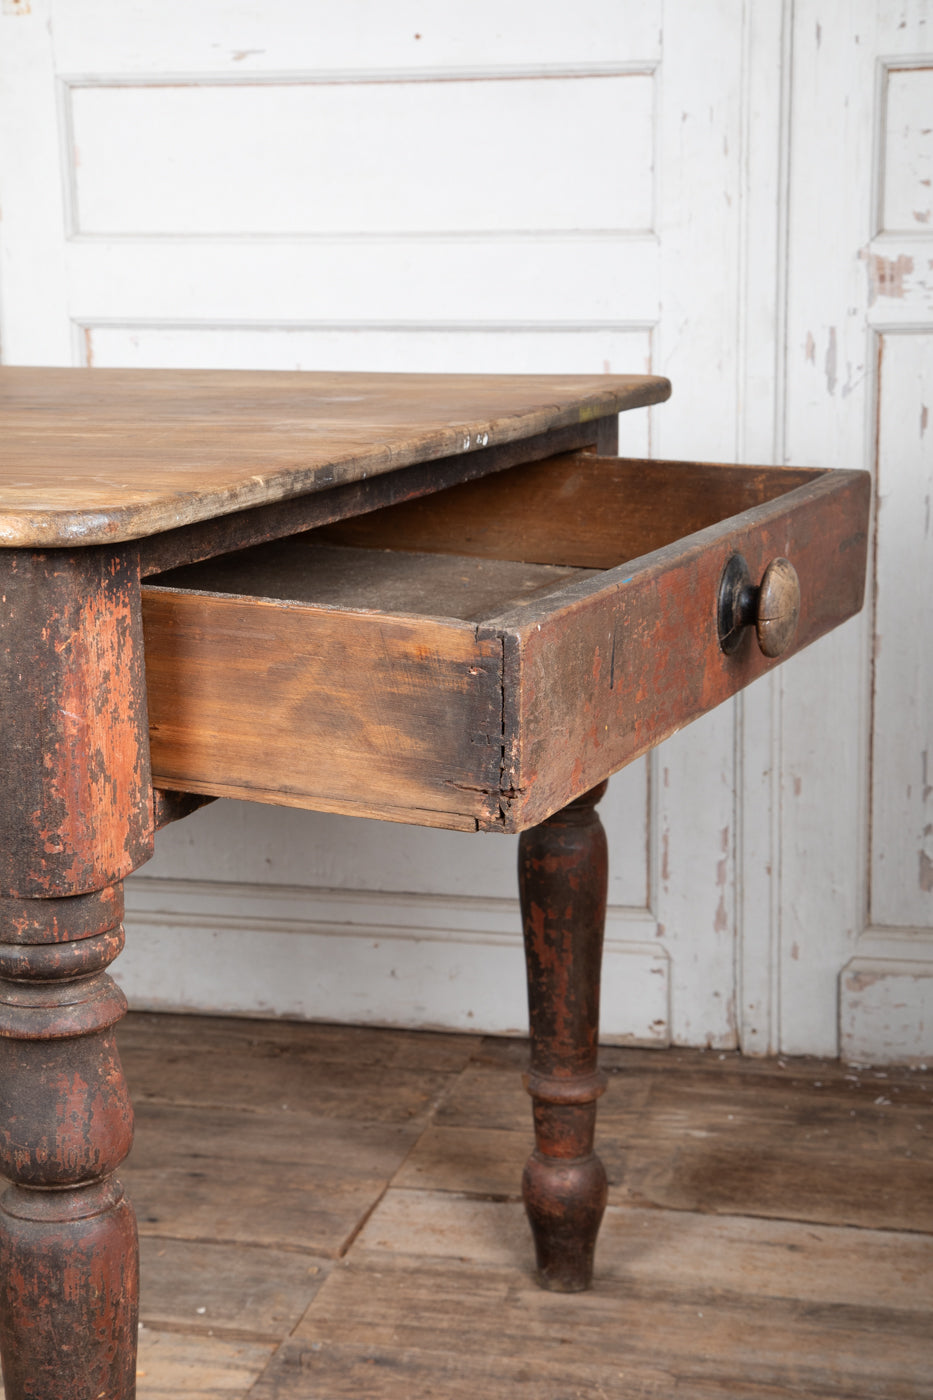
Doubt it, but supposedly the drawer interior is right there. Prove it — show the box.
[314,451,820,570]
[141,448,867,832]
[149,451,819,611]
[150,540,597,623]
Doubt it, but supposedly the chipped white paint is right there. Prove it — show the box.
[784,0,933,1059]
[871,331,933,927]
[0,0,929,1057]
[840,931,933,1065]
[880,65,933,233]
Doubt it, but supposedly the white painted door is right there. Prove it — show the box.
[778,0,933,1061]
[0,1,928,1059]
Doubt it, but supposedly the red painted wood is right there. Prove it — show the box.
[0,548,154,899]
[0,547,153,1400]
[0,887,139,1400]
[518,783,610,1291]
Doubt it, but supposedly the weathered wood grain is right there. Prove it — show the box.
[142,588,503,826]
[426,1044,933,1232]
[4,1014,926,1400]
[248,1340,686,1400]
[321,452,821,568]
[141,459,870,833]
[118,1011,474,1077]
[493,466,870,829]
[0,547,153,897]
[0,368,669,546]
[135,1329,274,1400]
[139,1238,330,1341]
[125,1103,420,1256]
[0,545,155,1399]
[122,1040,459,1123]
[289,1250,933,1398]
[351,1193,933,1311]
[152,541,591,622]
[137,421,610,576]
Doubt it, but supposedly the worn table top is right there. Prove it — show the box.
[0,368,670,548]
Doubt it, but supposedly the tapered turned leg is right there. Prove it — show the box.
[0,546,154,1400]
[518,782,609,1292]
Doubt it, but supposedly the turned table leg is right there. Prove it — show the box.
[518,781,609,1292]
[0,547,154,1400]
[0,888,138,1399]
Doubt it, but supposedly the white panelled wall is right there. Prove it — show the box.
[0,1,929,1060]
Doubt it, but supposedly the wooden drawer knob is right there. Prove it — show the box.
[718,554,801,658]
[756,557,801,657]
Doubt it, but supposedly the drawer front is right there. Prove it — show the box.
[491,465,871,831]
[143,591,503,830]
[143,456,870,834]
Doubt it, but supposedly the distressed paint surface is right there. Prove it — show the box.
[0,540,152,1394]
[518,785,609,1291]
[871,332,933,928]
[0,888,140,1399]
[0,548,153,898]
[781,0,933,1058]
[881,66,933,233]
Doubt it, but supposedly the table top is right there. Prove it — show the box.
[0,367,670,548]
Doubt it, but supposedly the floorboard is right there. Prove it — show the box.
[0,1015,930,1399]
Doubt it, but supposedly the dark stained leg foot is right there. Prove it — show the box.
[518,782,609,1292]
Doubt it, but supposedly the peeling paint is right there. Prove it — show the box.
[825,328,838,396]
[869,253,914,304]
[846,970,884,992]
[805,331,816,363]
[841,362,865,399]
[921,405,929,438]
[714,893,728,934]
[920,850,933,894]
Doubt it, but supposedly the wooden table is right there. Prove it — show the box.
[0,368,870,1400]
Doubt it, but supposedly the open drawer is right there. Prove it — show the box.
[141,452,870,833]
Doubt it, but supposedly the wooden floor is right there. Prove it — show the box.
[3,1014,933,1399]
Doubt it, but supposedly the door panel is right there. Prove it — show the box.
[783,2,933,1060]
